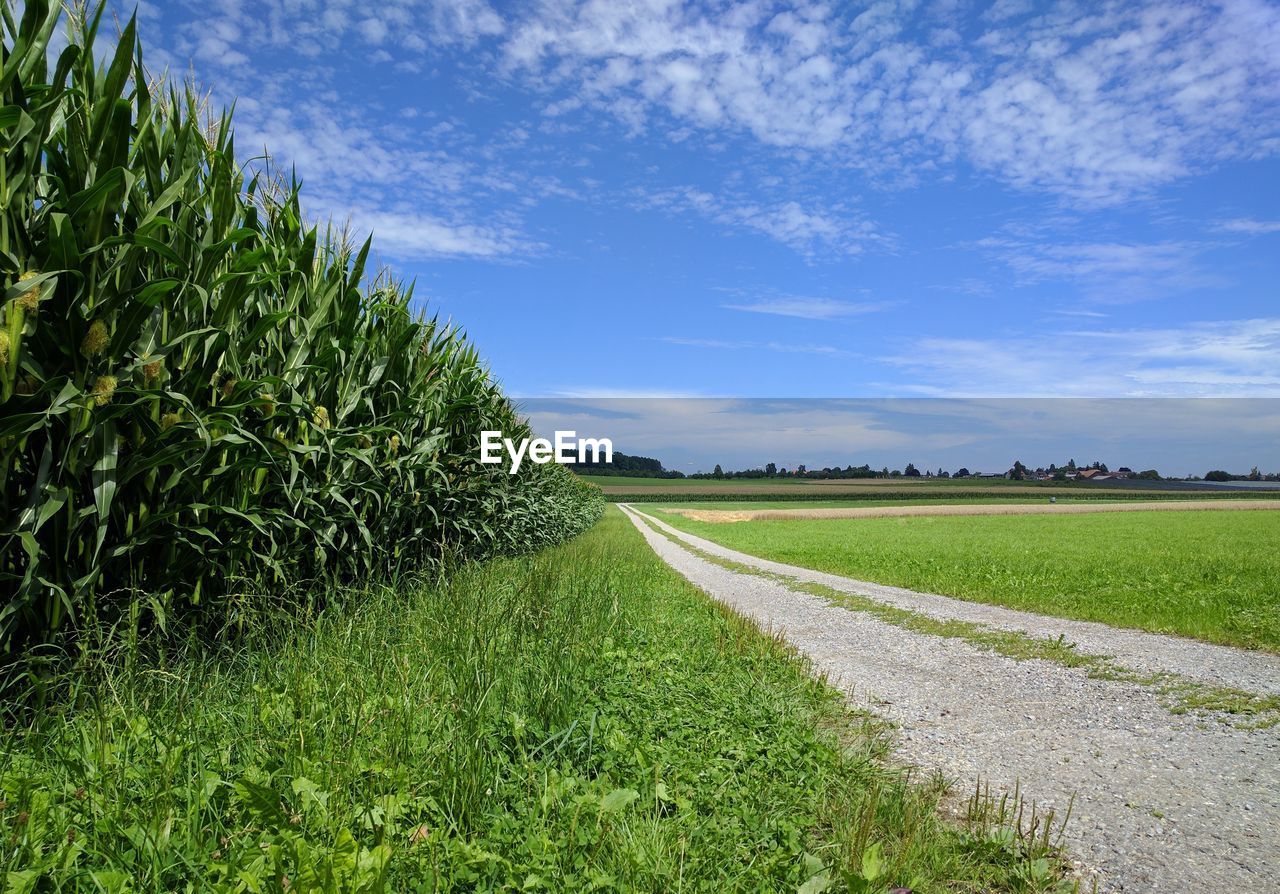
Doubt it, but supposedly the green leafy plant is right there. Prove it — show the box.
[0,0,602,653]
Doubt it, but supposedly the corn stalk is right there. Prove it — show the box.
[0,2,603,651]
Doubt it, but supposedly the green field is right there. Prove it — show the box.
[0,509,1065,890]
[647,496,1139,512]
[653,509,1280,651]
[586,475,1077,489]
[0,11,1068,891]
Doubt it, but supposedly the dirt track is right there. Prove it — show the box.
[667,498,1280,523]
[623,505,1280,892]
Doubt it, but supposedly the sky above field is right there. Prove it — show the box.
[521,398,1280,474]
[120,0,1280,401]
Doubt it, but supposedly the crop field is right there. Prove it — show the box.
[648,496,1166,512]
[0,509,1067,890]
[653,508,1280,651]
[0,8,1075,892]
[4,2,1274,890]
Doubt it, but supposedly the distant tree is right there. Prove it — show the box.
[1052,468,1068,481]
[904,462,920,477]
[937,468,949,479]
[955,467,970,478]
[1009,460,1028,481]
[765,462,777,477]
[1249,466,1262,481]
[713,464,724,479]
[1134,469,1161,480]
[797,464,807,475]
[1205,470,1232,482]
[1066,458,1077,471]
[890,469,902,478]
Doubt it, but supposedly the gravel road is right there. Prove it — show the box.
[621,506,1280,892]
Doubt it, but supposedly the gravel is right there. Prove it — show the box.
[621,506,1280,892]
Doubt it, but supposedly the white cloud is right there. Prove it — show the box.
[541,387,707,399]
[1051,309,1110,319]
[972,236,1219,301]
[222,96,544,260]
[503,1,1280,204]
[521,397,1280,475]
[638,186,881,257]
[722,297,888,320]
[1216,218,1280,234]
[884,318,1280,397]
[662,336,849,356]
[309,195,539,260]
[175,0,504,60]
[358,18,389,45]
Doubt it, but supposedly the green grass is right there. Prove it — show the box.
[647,497,1138,512]
[633,514,1280,728]
[0,508,1070,891]
[655,510,1280,651]
[584,476,1080,489]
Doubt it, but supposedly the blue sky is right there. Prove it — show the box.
[520,398,1280,474]
[124,0,1280,401]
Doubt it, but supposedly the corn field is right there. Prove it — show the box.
[0,2,603,651]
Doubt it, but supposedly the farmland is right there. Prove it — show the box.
[4,1,1276,891]
[0,509,1066,890]
[644,495,1230,512]
[0,7,1073,892]
[652,507,1280,651]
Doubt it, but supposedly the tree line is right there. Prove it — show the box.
[575,451,1278,483]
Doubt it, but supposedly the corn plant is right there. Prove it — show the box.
[0,1,602,652]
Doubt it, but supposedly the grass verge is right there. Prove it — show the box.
[631,511,1280,729]
[1,508,1072,891]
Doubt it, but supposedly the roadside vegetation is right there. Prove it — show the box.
[1,510,1073,891]
[656,510,1280,651]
